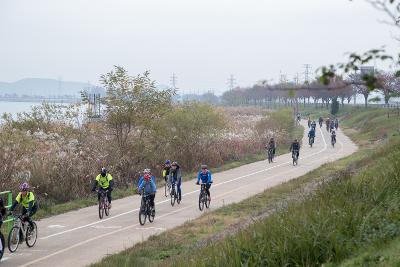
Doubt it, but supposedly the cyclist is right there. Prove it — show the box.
[334,118,339,130]
[325,118,330,131]
[138,168,155,186]
[138,173,157,215]
[330,120,335,133]
[296,113,301,122]
[311,120,317,130]
[318,117,323,127]
[170,162,182,201]
[162,160,171,183]
[307,117,311,128]
[265,137,276,158]
[196,165,213,201]
[92,167,114,209]
[290,139,300,158]
[331,130,337,144]
[308,127,316,145]
[9,182,37,228]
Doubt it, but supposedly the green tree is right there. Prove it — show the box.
[101,66,175,151]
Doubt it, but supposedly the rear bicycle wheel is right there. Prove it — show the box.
[8,226,20,253]
[26,222,38,247]
[198,192,204,211]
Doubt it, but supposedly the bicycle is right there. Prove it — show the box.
[267,148,274,163]
[198,183,211,211]
[331,136,336,147]
[97,189,110,219]
[164,175,171,197]
[292,150,299,166]
[139,191,155,225]
[309,137,314,147]
[8,213,37,253]
[170,182,181,206]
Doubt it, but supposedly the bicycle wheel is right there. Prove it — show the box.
[8,226,20,253]
[148,206,155,223]
[105,198,110,216]
[26,222,38,247]
[170,187,176,207]
[139,208,146,226]
[0,232,4,260]
[198,192,204,211]
[205,194,211,209]
[98,200,104,219]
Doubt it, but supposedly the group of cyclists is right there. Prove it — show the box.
[267,113,340,166]
[1,112,342,250]
[90,161,213,221]
[308,115,339,147]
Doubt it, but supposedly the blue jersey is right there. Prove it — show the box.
[308,129,316,138]
[197,171,212,184]
[138,178,157,194]
[138,175,155,186]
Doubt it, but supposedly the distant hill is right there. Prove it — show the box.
[0,78,105,97]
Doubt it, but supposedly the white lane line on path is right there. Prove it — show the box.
[20,204,196,267]
[21,130,337,267]
[41,123,328,240]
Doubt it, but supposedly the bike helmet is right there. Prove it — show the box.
[165,160,171,165]
[171,161,178,166]
[101,167,107,177]
[144,174,151,182]
[143,168,151,174]
[19,182,29,192]
[201,164,208,169]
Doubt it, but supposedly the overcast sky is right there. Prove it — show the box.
[0,0,398,94]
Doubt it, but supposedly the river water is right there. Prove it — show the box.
[0,101,40,117]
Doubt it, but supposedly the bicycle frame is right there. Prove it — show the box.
[12,216,27,240]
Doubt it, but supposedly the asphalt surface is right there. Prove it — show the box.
[2,121,357,267]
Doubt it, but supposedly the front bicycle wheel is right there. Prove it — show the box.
[8,226,20,253]
[26,222,38,247]
[0,232,4,260]
[105,198,110,217]
[148,206,155,223]
[170,189,176,207]
[198,192,204,211]
[205,194,211,209]
[139,209,146,226]
[98,200,104,219]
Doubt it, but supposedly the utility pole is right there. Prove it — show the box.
[303,64,312,84]
[170,73,181,101]
[170,73,177,89]
[227,74,236,91]
[294,73,300,85]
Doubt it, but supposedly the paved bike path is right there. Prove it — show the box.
[2,121,357,267]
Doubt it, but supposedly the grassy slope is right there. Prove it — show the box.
[167,107,400,267]
[90,108,398,267]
